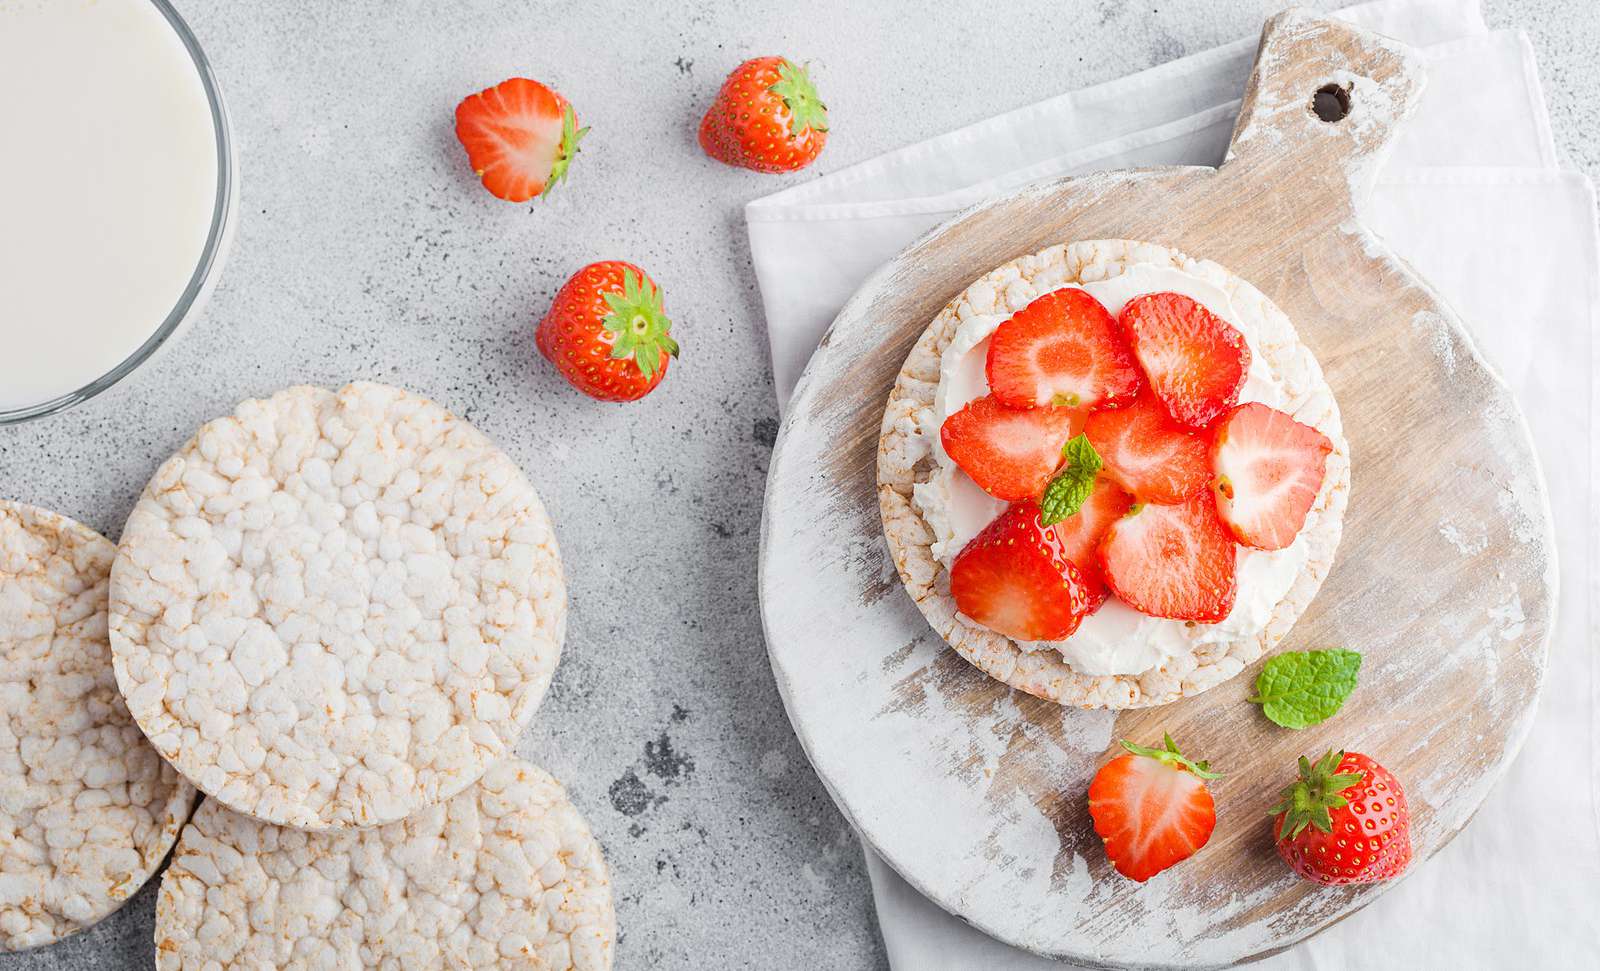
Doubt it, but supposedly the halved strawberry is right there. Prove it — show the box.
[455,78,587,203]
[940,395,1076,502]
[1211,403,1333,550]
[986,288,1141,410]
[950,501,1092,642]
[1083,391,1210,504]
[1099,494,1237,622]
[1049,478,1133,612]
[1088,734,1220,882]
[1120,292,1250,428]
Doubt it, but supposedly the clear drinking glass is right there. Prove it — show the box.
[0,0,237,425]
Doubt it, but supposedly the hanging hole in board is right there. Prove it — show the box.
[1312,83,1352,123]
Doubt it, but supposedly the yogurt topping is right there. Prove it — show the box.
[912,262,1316,677]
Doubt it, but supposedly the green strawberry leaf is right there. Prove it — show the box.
[600,268,678,378]
[1039,434,1102,526]
[1121,732,1223,779]
[541,103,588,201]
[1249,649,1362,730]
[770,59,829,137]
[1268,749,1367,838]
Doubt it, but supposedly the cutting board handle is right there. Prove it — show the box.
[1223,8,1426,206]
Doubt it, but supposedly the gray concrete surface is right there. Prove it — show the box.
[1,0,1594,968]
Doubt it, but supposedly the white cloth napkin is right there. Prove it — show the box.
[747,0,1600,966]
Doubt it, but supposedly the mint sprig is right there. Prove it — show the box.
[1039,434,1102,526]
[1249,649,1362,730]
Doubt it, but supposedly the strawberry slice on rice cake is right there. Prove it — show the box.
[876,239,1347,709]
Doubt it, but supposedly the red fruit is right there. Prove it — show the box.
[455,78,587,203]
[986,288,1141,410]
[1088,734,1220,882]
[699,56,828,173]
[1272,750,1412,885]
[1210,402,1333,551]
[940,395,1076,502]
[950,501,1092,642]
[1120,292,1250,428]
[1049,478,1133,612]
[1099,494,1237,622]
[1083,392,1211,504]
[536,261,679,402]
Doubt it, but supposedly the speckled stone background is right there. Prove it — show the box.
[1,0,1594,968]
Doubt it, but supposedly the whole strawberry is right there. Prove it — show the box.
[1271,750,1412,885]
[455,78,587,203]
[699,56,828,173]
[536,261,679,402]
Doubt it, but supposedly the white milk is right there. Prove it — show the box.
[0,0,221,413]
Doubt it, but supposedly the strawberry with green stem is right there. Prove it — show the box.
[536,261,679,402]
[455,78,588,203]
[700,56,829,173]
[1271,749,1412,885]
[1088,734,1221,882]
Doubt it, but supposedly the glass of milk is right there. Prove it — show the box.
[0,0,236,424]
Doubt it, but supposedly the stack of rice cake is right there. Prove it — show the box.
[2,383,615,969]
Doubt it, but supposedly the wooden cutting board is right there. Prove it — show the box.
[758,9,1555,968]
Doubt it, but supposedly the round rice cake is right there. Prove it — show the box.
[110,382,566,830]
[154,757,615,970]
[0,501,196,952]
[876,239,1349,709]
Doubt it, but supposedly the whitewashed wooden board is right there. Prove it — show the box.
[758,9,1555,968]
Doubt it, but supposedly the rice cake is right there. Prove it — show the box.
[876,239,1349,708]
[0,501,196,951]
[110,382,566,829]
[154,758,615,970]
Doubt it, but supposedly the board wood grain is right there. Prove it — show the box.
[758,9,1554,968]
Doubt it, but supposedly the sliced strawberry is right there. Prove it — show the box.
[1083,391,1211,504]
[1210,403,1332,550]
[950,501,1092,642]
[455,78,587,203]
[1049,478,1133,612]
[1088,735,1220,882]
[1120,292,1250,428]
[1099,494,1237,622]
[986,288,1142,410]
[940,395,1076,502]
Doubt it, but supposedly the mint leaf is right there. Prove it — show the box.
[1040,473,1095,525]
[1249,649,1362,729]
[1061,433,1102,477]
[1039,434,1102,526]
